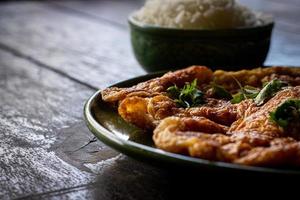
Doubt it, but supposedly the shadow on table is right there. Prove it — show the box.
[91,156,297,200]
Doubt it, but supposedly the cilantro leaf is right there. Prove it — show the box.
[167,85,180,99]
[255,79,288,106]
[270,99,300,128]
[167,79,205,108]
[230,76,260,104]
[231,86,260,104]
[230,78,287,105]
[211,83,232,100]
[231,93,245,104]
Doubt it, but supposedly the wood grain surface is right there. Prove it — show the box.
[0,0,299,199]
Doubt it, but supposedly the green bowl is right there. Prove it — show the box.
[128,14,274,72]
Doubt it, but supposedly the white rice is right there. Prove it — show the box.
[133,0,264,29]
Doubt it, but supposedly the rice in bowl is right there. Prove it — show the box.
[133,0,266,29]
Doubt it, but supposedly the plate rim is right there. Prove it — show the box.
[84,71,300,175]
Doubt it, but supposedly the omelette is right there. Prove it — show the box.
[102,66,300,166]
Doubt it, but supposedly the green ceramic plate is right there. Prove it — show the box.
[84,72,300,176]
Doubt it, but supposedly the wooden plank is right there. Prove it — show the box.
[267,0,300,7]
[268,30,300,66]
[50,0,143,27]
[0,1,144,90]
[240,0,300,28]
[239,0,300,66]
[0,49,95,198]
[23,156,170,200]
[26,171,300,199]
[0,49,168,199]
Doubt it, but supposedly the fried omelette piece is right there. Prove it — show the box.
[153,116,231,160]
[153,87,300,166]
[214,66,300,92]
[118,95,178,129]
[233,139,300,166]
[179,99,258,126]
[229,86,300,145]
[102,66,213,103]
[154,116,300,166]
[118,95,255,129]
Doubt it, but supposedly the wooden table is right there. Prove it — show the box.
[0,0,299,199]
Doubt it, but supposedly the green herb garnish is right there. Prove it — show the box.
[270,99,300,128]
[211,83,232,100]
[231,85,260,104]
[255,79,288,106]
[230,76,260,104]
[231,93,245,104]
[167,79,205,108]
[230,78,288,105]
